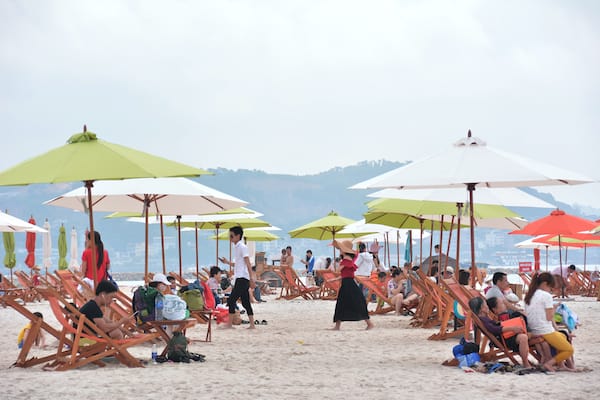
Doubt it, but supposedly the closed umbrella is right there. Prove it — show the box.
[352,131,593,285]
[3,231,16,283]
[0,126,210,286]
[69,227,79,271]
[42,220,52,276]
[24,217,36,269]
[58,225,68,270]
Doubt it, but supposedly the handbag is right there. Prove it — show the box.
[500,317,526,339]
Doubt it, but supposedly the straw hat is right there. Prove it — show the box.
[332,239,355,255]
[32,265,41,271]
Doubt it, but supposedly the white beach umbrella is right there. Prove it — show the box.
[0,210,47,233]
[46,177,248,277]
[352,131,595,284]
[69,227,79,271]
[42,219,52,272]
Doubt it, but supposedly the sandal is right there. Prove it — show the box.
[254,320,260,325]
[241,320,249,324]
[261,320,268,325]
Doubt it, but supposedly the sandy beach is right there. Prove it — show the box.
[1,288,599,400]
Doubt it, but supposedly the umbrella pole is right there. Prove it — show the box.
[160,215,166,275]
[545,246,549,271]
[215,224,220,270]
[584,244,587,272]
[397,230,400,267]
[177,215,182,278]
[332,232,336,270]
[386,232,390,268]
[439,215,444,276]
[559,235,565,298]
[85,180,97,288]
[144,197,149,280]
[195,222,199,277]
[428,220,434,276]
[468,183,476,288]
[455,203,462,272]
[445,216,454,272]
[419,219,424,267]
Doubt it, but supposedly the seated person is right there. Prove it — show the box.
[17,311,47,349]
[79,280,136,339]
[401,264,419,307]
[387,269,406,316]
[486,272,523,317]
[468,297,532,369]
[207,266,223,305]
[166,275,178,295]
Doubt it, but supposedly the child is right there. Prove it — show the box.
[17,312,47,349]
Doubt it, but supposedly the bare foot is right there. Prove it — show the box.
[542,362,556,373]
[329,326,340,331]
[366,321,374,330]
[247,325,256,330]
[220,324,234,329]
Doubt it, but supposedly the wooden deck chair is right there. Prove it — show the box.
[414,270,454,332]
[280,267,320,300]
[317,270,341,300]
[354,275,394,315]
[54,270,92,306]
[14,270,43,302]
[409,274,438,327]
[0,294,77,368]
[0,274,29,302]
[274,268,292,299]
[36,286,159,371]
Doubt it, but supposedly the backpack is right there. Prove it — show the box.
[180,289,204,311]
[167,331,189,362]
[200,280,215,310]
[132,286,160,323]
[162,294,188,320]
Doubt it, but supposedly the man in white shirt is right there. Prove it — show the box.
[219,226,257,329]
[485,272,523,316]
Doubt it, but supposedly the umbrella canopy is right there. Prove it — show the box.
[69,227,79,271]
[289,211,357,261]
[351,131,594,285]
[57,225,68,270]
[289,211,357,240]
[510,210,598,237]
[0,126,211,286]
[0,210,47,233]
[515,236,561,251]
[210,228,280,242]
[510,209,598,296]
[42,220,52,273]
[47,177,247,277]
[24,217,36,268]
[533,233,600,247]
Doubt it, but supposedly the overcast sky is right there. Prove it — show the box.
[1,1,598,208]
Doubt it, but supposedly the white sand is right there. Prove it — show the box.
[1,290,599,400]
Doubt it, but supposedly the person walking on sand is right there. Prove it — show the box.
[331,239,373,331]
[219,226,257,329]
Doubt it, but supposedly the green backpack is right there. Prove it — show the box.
[179,288,204,311]
[167,331,189,362]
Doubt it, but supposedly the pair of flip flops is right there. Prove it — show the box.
[254,320,268,325]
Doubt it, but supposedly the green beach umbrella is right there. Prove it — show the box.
[3,231,16,283]
[57,225,68,270]
[0,125,210,285]
[288,211,358,261]
[210,228,280,242]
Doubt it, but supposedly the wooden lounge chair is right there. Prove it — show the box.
[0,294,76,368]
[36,286,159,371]
[280,267,320,300]
[316,270,341,300]
[14,270,44,302]
[354,275,394,315]
[413,270,455,334]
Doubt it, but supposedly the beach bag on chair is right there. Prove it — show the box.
[132,286,159,324]
[162,294,188,320]
[180,289,204,311]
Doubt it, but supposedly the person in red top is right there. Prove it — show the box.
[81,231,110,284]
[331,239,374,331]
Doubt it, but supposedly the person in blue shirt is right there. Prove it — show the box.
[301,249,315,275]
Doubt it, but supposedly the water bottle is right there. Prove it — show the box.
[151,343,157,364]
[155,295,164,320]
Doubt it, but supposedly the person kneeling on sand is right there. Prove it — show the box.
[79,280,136,339]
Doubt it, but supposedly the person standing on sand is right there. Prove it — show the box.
[219,226,257,329]
[331,239,373,331]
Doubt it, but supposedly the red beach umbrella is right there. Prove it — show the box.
[24,216,36,269]
[510,209,597,296]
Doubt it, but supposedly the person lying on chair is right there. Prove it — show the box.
[79,280,136,339]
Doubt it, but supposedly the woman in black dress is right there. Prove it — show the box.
[332,239,374,330]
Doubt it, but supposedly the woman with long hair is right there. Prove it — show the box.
[81,230,110,284]
[331,239,373,331]
[524,272,574,372]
